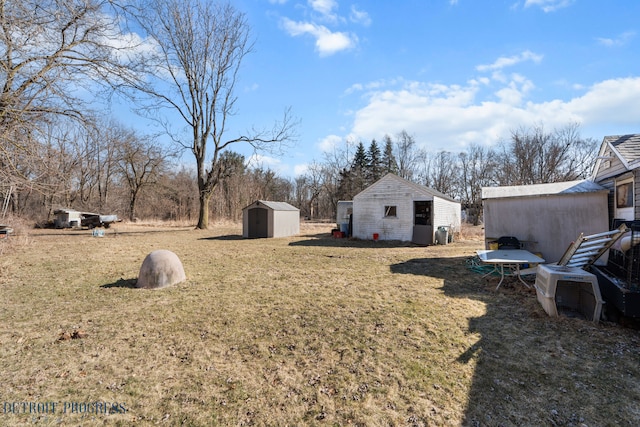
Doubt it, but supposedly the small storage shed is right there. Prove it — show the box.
[352,173,461,244]
[482,180,609,263]
[242,200,300,239]
[53,208,83,228]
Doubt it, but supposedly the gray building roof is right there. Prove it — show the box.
[482,179,608,200]
[605,134,640,164]
[591,134,640,180]
[243,200,299,211]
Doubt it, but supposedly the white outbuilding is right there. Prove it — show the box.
[53,208,83,228]
[482,180,610,263]
[352,173,461,244]
[242,200,300,239]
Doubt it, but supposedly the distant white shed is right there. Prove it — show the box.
[53,209,83,228]
[242,200,300,238]
[352,173,461,244]
[482,180,609,263]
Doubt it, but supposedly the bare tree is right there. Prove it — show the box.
[0,0,137,214]
[163,167,198,222]
[39,119,84,217]
[555,123,599,179]
[496,122,596,185]
[321,140,356,215]
[116,129,172,221]
[299,162,325,219]
[422,151,459,197]
[458,144,497,225]
[130,0,296,229]
[214,151,247,221]
[395,130,422,181]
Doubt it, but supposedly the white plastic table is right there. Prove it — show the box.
[476,249,545,290]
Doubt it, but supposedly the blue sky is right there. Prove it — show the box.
[118,0,640,178]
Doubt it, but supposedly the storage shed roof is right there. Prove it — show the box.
[482,179,607,200]
[355,173,459,203]
[243,200,299,211]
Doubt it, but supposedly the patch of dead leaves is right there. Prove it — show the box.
[57,329,88,341]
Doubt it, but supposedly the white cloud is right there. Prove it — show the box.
[247,153,289,174]
[350,6,372,26]
[244,83,259,93]
[294,163,309,176]
[476,50,543,72]
[495,74,535,105]
[596,31,636,47]
[318,134,343,152]
[524,0,575,12]
[309,0,338,16]
[344,75,640,153]
[344,82,364,94]
[344,77,401,95]
[566,78,640,124]
[98,19,160,64]
[281,18,356,56]
[276,1,369,56]
[307,0,341,23]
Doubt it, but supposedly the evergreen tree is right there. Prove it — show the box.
[367,139,384,183]
[352,141,368,170]
[336,141,369,200]
[336,167,355,201]
[382,135,399,175]
[349,141,369,194]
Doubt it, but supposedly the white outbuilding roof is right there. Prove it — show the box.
[243,200,298,211]
[482,180,607,200]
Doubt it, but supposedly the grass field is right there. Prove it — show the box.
[0,222,638,426]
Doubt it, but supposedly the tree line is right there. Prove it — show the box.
[0,0,598,226]
[1,0,294,228]
[295,123,597,225]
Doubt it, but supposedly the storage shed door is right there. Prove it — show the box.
[412,201,433,245]
[248,207,269,238]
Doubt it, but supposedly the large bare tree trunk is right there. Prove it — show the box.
[129,192,138,222]
[197,192,211,230]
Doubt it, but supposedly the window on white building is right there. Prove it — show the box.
[384,205,397,217]
[616,181,633,208]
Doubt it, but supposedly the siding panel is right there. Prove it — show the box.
[594,156,628,181]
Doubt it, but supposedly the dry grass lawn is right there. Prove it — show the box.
[0,221,638,426]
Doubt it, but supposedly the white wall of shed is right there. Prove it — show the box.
[353,192,417,241]
[483,193,609,263]
[272,210,300,238]
[433,197,462,234]
[54,211,82,228]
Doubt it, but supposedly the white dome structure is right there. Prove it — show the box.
[137,250,186,289]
